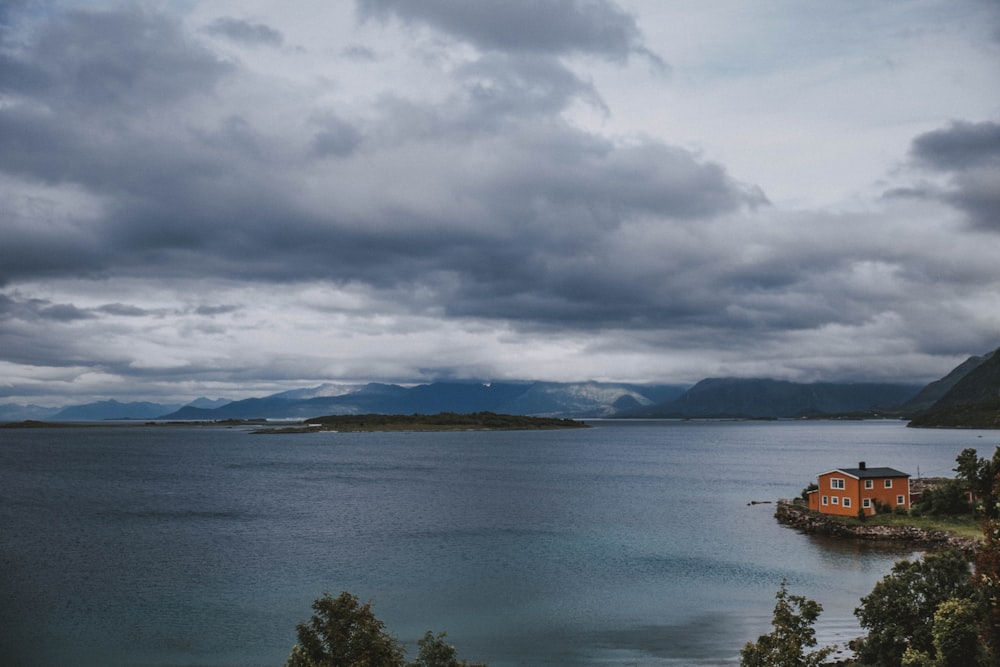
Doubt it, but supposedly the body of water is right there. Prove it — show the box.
[1,420,995,666]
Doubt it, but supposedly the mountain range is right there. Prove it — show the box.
[2,345,998,424]
[618,378,922,419]
[158,381,688,421]
[0,382,688,422]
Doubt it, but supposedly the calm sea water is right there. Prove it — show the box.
[0,420,995,667]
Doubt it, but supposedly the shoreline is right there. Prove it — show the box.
[774,500,981,556]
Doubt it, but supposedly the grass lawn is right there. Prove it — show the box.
[822,511,984,540]
[875,513,983,539]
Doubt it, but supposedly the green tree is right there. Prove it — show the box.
[285,593,488,667]
[900,646,936,667]
[931,598,980,667]
[740,580,834,667]
[955,446,1000,517]
[915,479,973,517]
[976,494,1000,663]
[409,632,487,667]
[955,448,985,489]
[285,592,405,667]
[800,482,818,502]
[898,598,981,667]
[854,549,974,667]
[951,445,1000,663]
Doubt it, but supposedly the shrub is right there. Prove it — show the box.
[740,581,833,667]
[285,592,488,667]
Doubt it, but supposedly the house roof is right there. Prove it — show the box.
[820,467,910,479]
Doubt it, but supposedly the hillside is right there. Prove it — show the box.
[908,346,1000,428]
[900,350,994,413]
[622,378,921,419]
[908,397,1000,429]
[52,399,184,421]
[931,347,1000,409]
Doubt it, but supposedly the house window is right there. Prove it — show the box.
[843,497,851,508]
[863,498,872,508]
[864,480,874,489]
[897,495,905,505]
[822,496,828,506]
[831,478,845,490]
[884,479,893,489]
[832,496,839,505]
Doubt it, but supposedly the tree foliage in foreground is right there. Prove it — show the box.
[739,580,834,667]
[285,592,487,667]
[411,631,488,667]
[853,548,974,666]
[956,445,1000,663]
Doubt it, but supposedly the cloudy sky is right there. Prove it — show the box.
[2,0,999,406]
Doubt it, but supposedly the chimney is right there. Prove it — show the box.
[859,461,866,470]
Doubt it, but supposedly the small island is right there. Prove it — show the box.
[252,411,590,434]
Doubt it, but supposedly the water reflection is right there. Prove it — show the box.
[803,533,919,567]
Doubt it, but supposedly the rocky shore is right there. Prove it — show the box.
[775,500,981,556]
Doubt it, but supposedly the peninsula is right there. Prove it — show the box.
[252,411,589,434]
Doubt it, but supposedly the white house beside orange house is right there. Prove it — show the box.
[807,462,910,516]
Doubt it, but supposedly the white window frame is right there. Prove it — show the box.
[864,479,873,489]
[843,497,851,508]
[897,495,905,506]
[884,479,893,489]
[832,496,839,505]
[831,478,845,490]
[862,498,872,508]
[822,496,828,506]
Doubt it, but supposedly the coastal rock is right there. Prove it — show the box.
[774,500,980,556]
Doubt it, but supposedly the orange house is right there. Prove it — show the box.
[807,461,910,516]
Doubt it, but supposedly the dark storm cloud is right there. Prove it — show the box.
[356,0,654,63]
[310,113,364,157]
[3,10,275,291]
[2,2,979,392]
[911,120,1000,171]
[0,0,754,326]
[97,303,152,317]
[1,296,174,323]
[455,53,607,119]
[9,6,232,113]
[203,17,284,46]
[905,120,1000,231]
[365,52,604,141]
[294,114,767,329]
[0,6,285,285]
[0,294,91,322]
[193,304,241,317]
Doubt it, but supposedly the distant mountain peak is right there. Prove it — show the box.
[271,383,363,400]
[186,397,232,409]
